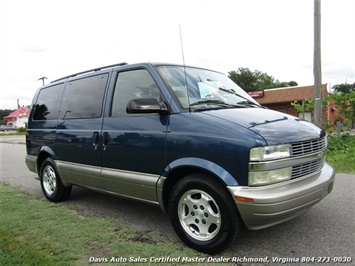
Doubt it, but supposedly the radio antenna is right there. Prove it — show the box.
[179,25,191,111]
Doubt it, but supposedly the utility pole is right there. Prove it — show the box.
[314,0,322,127]
[37,76,48,86]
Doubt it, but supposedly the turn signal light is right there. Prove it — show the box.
[235,196,254,203]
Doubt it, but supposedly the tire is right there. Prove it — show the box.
[40,158,72,202]
[168,173,242,254]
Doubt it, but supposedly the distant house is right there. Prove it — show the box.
[248,84,340,125]
[3,106,30,128]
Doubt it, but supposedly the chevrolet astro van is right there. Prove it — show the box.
[26,62,335,253]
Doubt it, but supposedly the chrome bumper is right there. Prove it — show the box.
[227,163,335,230]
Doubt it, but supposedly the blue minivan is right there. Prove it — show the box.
[26,62,335,253]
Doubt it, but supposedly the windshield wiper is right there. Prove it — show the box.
[190,99,229,106]
[189,100,249,111]
[237,100,260,107]
[189,98,260,110]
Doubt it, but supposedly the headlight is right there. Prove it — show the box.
[249,144,291,161]
[249,167,292,186]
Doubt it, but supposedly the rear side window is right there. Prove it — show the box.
[60,74,108,119]
[33,83,64,120]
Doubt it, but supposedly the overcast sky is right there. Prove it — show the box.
[0,0,354,110]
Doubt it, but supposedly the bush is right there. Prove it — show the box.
[326,135,355,173]
[16,127,26,133]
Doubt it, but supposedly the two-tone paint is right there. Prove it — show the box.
[26,62,335,230]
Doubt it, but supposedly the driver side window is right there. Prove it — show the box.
[111,69,162,117]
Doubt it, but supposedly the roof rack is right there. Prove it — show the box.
[51,62,128,83]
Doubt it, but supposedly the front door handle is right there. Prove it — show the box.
[93,132,99,150]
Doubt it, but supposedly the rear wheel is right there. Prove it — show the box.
[40,158,72,202]
[168,173,242,254]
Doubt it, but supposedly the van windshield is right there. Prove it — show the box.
[156,66,260,110]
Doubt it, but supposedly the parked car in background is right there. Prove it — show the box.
[0,125,17,131]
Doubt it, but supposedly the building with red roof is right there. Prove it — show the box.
[248,84,340,126]
[3,106,30,128]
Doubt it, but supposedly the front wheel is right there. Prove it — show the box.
[168,173,242,254]
[40,158,72,202]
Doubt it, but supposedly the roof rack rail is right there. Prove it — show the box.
[51,62,128,83]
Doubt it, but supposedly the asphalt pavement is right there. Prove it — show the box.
[0,136,354,265]
[0,134,26,144]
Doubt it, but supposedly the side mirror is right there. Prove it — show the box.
[126,98,168,114]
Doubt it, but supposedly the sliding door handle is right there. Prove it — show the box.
[103,132,109,150]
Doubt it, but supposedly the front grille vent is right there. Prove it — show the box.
[291,158,324,179]
[291,137,327,157]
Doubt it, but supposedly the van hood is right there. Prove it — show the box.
[203,108,325,145]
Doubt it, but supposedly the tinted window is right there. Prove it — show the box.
[111,69,161,117]
[33,83,64,120]
[60,74,108,119]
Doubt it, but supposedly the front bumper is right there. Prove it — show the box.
[227,163,335,230]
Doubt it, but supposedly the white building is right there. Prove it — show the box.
[3,106,30,128]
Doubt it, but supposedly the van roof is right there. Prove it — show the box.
[51,62,128,83]
[49,62,223,85]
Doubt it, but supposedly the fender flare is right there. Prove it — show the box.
[161,157,239,186]
[156,157,239,212]
[37,146,58,172]
[39,146,57,160]
[37,147,71,187]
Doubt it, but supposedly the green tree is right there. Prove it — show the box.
[228,68,258,91]
[277,80,298,87]
[228,67,298,92]
[290,99,315,114]
[0,109,14,125]
[329,90,355,129]
[333,82,355,94]
[330,83,355,128]
[290,83,355,129]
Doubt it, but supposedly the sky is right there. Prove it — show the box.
[0,0,354,110]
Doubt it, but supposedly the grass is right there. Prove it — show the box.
[0,131,25,136]
[326,134,355,174]
[0,132,25,136]
[0,183,203,266]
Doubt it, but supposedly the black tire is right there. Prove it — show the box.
[168,173,242,254]
[40,158,72,202]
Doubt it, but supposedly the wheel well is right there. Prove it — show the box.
[37,152,51,174]
[161,167,227,213]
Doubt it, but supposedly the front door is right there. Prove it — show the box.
[101,69,168,202]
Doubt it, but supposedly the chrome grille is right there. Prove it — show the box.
[291,137,327,157]
[291,158,324,179]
